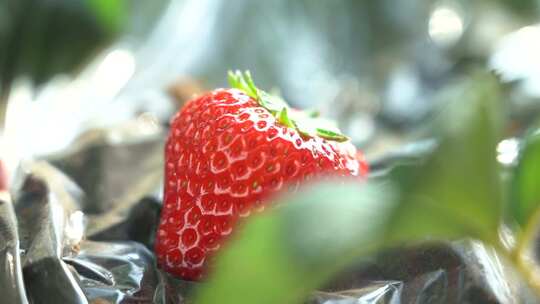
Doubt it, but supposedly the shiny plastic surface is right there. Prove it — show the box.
[0,124,537,303]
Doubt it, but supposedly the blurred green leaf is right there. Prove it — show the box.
[194,182,396,304]
[387,72,504,244]
[509,128,540,296]
[86,0,126,33]
[194,72,505,304]
[491,0,540,17]
[0,0,111,88]
[511,129,540,228]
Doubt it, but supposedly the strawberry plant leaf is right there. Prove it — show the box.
[386,72,504,244]
[86,0,126,33]
[194,72,505,304]
[511,129,540,228]
[194,181,396,304]
[508,129,540,294]
[504,128,540,304]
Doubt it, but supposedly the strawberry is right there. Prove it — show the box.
[155,71,369,280]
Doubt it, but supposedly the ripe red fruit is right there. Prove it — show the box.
[155,71,369,280]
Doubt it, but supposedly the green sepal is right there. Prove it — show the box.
[228,70,258,99]
[259,91,289,114]
[227,70,349,143]
[315,128,349,142]
[278,107,295,128]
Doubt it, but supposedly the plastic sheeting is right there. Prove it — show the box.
[0,121,538,304]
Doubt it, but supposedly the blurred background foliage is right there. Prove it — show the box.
[2,0,540,155]
[0,0,111,94]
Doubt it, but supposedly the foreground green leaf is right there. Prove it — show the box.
[509,125,540,294]
[387,72,504,244]
[86,0,126,33]
[195,182,396,304]
[512,129,540,228]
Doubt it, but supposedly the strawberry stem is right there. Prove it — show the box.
[228,70,349,142]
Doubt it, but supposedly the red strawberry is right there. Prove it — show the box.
[155,71,369,280]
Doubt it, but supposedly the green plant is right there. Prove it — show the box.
[190,71,540,303]
[0,0,124,92]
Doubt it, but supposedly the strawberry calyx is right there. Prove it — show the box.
[228,70,349,142]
